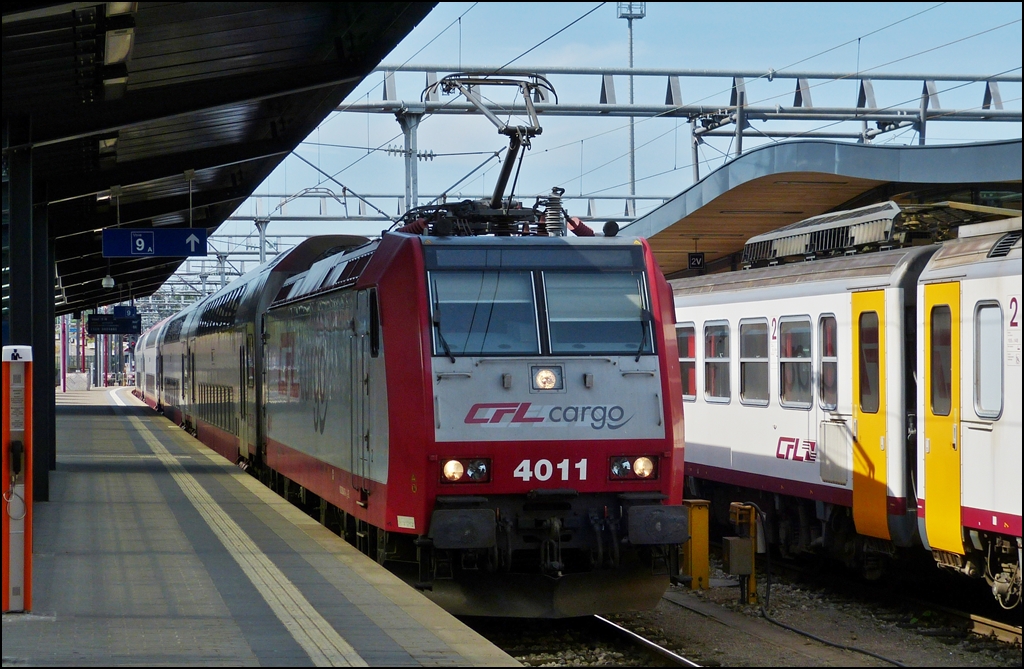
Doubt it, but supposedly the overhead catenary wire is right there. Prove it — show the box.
[788,66,1022,141]
[742,17,1023,110]
[519,2,956,158]
[290,152,399,222]
[266,6,1021,234]
[524,10,1021,187]
[298,139,497,157]
[580,87,1022,202]
[326,2,480,122]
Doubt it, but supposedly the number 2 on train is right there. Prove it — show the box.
[514,459,587,482]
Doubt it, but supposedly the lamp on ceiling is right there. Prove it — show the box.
[101,4,137,100]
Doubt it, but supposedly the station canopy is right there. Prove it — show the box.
[3,1,435,316]
[629,139,1022,277]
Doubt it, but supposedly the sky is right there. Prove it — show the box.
[204,1,1023,274]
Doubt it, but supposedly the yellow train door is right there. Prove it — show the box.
[852,290,889,540]
[923,282,962,554]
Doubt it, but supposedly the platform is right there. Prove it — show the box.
[2,388,517,667]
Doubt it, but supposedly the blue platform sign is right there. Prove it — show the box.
[102,228,207,258]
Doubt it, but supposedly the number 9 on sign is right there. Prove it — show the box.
[131,231,154,255]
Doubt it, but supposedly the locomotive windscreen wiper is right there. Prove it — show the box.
[635,309,652,362]
[432,280,456,363]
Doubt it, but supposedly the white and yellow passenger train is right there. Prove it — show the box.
[671,203,1021,608]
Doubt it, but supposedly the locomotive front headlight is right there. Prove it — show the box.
[610,457,633,478]
[442,459,465,481]
[531,366,563,391]
[633,456,655,478]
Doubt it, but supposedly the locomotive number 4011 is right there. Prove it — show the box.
[514,458,588,482]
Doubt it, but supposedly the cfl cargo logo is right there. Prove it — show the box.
[464,402,632,430]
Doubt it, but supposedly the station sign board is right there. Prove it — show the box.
[87,313,142,335]
[688,252,706,270]
[102,228,207,257]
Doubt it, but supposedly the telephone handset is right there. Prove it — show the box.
[9,440,24,479]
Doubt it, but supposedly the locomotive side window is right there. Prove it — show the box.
[858,312,880,414]
[704,322,730,402]
[739,319,769,405]
[930,305,953,416]
[780,317,812,408]
[677,324,696,401]
[544,271,652,355]
[974,302,1002,419]
[429,271,539,356]
[818,315,838,410]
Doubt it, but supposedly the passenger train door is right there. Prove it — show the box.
[236,329,255,460]
[851,291,889,540]
[351,291,372,496]
[923,282,962,554]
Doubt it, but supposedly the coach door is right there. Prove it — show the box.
[923,282,962,554]
[852,291,889,540]
[350,291,372,495]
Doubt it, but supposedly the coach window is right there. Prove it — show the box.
[739,319,769,405]
[974,302,1002,419]
[430,271,539,356]
[930,306,952,416]
[704,321,730,402]
[677,324,696,401]
[780,317,813,408]
[859,312,880,414]
[819,315,838,410]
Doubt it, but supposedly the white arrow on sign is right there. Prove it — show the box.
[185,234,201,252]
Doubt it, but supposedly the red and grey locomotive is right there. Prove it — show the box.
[137,73,687,616]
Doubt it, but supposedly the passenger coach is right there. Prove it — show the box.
[672,202,1021,608]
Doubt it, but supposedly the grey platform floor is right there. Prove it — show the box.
[2,388,516,667]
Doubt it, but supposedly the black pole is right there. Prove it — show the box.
[47,233,57,472]
[32,198,51,500]
[7,116,32,347]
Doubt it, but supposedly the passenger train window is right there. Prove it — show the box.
[704,322,730,402]
[739,319,769,405]
[780,317,812,408]
[930,306,952,416]
[429,271,539,356]
[859,312,880,414]
[974,303,1002,419]
[676,324,696,401]
[819,315,838,410]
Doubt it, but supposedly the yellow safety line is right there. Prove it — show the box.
[127,414,367,667]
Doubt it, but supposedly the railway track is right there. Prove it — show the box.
[740,550,1022,649]
[465,614,701,667]
[592,615,700,666]
[969,614,1021,645]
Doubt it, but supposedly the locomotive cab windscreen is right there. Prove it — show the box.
[425,242,654,358]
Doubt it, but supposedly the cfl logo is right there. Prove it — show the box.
[776,436,817,462]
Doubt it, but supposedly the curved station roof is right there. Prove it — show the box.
[628,139,1022,277]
